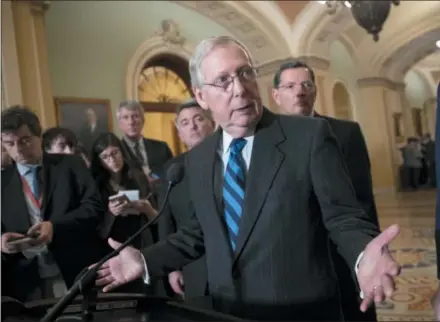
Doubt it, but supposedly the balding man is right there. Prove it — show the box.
[96,36,400,321]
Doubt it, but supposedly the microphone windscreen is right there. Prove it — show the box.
[166,162,184,185]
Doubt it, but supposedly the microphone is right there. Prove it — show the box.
[41,163,184,322]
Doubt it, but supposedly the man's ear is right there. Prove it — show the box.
[272,88,281,106]
[193,87,209,111]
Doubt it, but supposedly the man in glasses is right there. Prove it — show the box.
[272,60,379,321]
[95,36,400,321]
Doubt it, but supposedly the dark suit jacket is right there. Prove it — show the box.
[98,167,154,249]
[141,109,380,320]
[121,137,173,176]
[157,153,209,299]
[316,113,378,321]
[316,113,378,226]
[435,81,440,279]
[1,154,107,302]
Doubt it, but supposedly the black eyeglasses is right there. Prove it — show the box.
[203,66,258,92]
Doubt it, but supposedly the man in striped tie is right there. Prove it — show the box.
[96,36,401,321]
[434,81,440,320]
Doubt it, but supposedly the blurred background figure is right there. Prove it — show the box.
[75,145,91,168]
[42,127,77,155]
[1,145,13,170]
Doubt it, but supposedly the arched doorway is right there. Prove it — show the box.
[138,54,192,156]
[332,82,352,121]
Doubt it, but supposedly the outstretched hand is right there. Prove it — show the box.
[94,238,145,292]
[357,224,401,312]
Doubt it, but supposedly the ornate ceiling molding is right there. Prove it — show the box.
[172,1,289,65]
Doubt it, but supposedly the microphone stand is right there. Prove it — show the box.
[41,181,175,322]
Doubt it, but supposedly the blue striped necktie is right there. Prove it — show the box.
[223,138,247,250]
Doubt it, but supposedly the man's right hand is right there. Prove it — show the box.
[1,232,26,254]
[168,271,184,295]
[95,238,145,292]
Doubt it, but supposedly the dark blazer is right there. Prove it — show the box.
[1,154,107,302]
[98,167,153,249]
[316,113,378,321]
[435,81,440,279]
[121,137,173,176]
[157,153,209,299]
[316,113,378,227]
[142,109,380,321]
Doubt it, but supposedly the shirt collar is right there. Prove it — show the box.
[124,136,143,148]
[16,162,41,176]
[221,130,254,156]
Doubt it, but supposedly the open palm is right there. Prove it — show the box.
[357,224,401,311]
[96,238,145,292]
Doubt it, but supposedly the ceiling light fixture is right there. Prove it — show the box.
[316,0,400,42]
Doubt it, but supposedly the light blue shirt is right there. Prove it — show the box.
[16,163,41,193]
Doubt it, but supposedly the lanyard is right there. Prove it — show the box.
[21,176,42,209]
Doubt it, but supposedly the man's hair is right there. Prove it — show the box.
[175,98,212,123]
[273,60,316,88]
[42,127,78,151]
[1,105,42,137]
[116,100,144,119]
[189,36,254,89]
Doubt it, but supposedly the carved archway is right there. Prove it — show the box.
[126,36,195,156]
[126,35,194,101]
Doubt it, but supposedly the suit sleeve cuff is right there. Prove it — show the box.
[355,251,364,299]
[142,254,150,284]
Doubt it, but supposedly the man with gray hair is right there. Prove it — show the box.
[158,98,215,299]
[117,100,173,180]
[96,36,400,321]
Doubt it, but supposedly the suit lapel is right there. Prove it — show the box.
[190,130,230,243]
[2,168,31,232]
[233,110,286,262]
[40,155,60,217]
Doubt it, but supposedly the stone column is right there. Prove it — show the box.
[11,0,56,128]
[356,77,407,193]
[1,0,23,108]
[424,97,437,137]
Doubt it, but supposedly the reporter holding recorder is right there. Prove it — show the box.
[1,106,108,302]
[90,132,157,294]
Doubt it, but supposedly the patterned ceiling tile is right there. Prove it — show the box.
[173,0,279,65]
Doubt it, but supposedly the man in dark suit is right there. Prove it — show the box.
[117,100,173,179]
[158,98,215,299]
[433,81,440,320]
[1,106,107,302]
[272,60,379,321]
[96,36,400,321]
